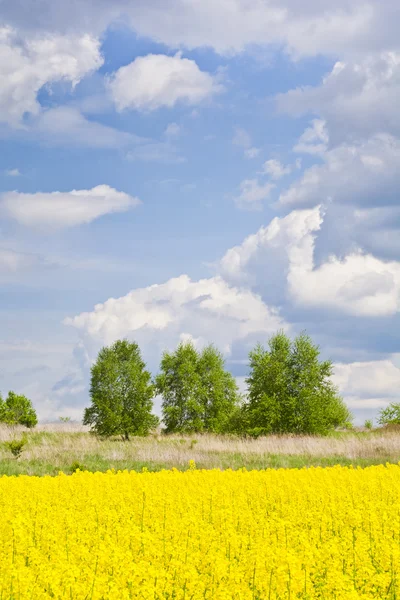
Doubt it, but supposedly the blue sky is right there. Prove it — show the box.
[0,0,399,423]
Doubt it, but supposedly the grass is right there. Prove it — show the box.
[0,423,398,476]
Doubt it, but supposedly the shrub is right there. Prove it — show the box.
[70,461,86,473]
[0,392,38,428]
[4,438,26,459]
[378,403,400,427]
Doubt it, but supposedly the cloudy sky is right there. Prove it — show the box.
[0,0,399,423]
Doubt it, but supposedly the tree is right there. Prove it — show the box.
[245,331,352,436]
[156,341,240,433]
[378,403,400,427]
[198,345,240,433]
[0,392,38,428]
[83,339,158,439]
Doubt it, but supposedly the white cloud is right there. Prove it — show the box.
[332,358,400,410]
[0,185,140,230]
[262,159,292,180]
[108,52,223,112]
[0,27,102,125]
[234,179,275,210]
[65,274,286,353]
[32,106,136,148]
[279,134,400,209]
[4,0,400,60]
[220,206,400,317]
[293,119,329,155]
[278,53,400,144]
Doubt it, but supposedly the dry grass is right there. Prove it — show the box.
[0,423,399,476]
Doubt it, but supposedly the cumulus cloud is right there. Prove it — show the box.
[220,206,400,317]
[108,53,223,112]
[5,0,397,60]
[278,53,400,144]
[332,358,400,410]
[0,185,140,230]
[279,134,400,209]
[0,27,102,125]
[65,274,286,356]
[293,120,329,155]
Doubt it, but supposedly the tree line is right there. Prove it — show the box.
[2,332,400,435]
[83,331,353,439]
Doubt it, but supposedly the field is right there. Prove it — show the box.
[2,464,400,598]
[1,423,400,476]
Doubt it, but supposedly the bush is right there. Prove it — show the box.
[70,461,86,473]
[0,392,38,428]
[4,438,26,458]
[364,419,373,430]
[378,403,400,427]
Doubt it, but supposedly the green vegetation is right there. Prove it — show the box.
[83,339,159,439]
[243,332,352,436]
[4,437,27,459]
[378,402,400,426]
[0,392,37,428]
[156,342,240,433]
[0,425,397,477]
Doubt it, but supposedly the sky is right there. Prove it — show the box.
[0,0,399,424]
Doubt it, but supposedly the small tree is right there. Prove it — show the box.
[0,392,38,428]
[156,341,240,433]
[245,331,352,436]
[83,339,158,439]
[378,403,400,427]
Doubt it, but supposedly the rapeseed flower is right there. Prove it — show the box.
[0,465,399,598]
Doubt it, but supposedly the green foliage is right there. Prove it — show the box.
[4,437,26,458]
[245,331,352,436]
[0,392,38,428]
[83,339,159,439]
[378,403,400,426]
[364,419,373,430]
[156,342,240,434]
[70,461,85,473]
[59,416,72,423]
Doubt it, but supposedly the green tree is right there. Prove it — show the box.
[245,331,352,436]
[378,403,400,427]
[198,345,240,433]
[0,391,38,428]
[83,339,158,439]
[156,341,240,433]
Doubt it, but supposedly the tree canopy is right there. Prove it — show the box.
[156,341,240,433]
[83,339,158,439]
[245,331,351,436]
[0,391,38,428]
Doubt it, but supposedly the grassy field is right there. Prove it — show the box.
[0,423,399,476]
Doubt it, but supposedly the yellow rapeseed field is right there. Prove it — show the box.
[1,464,400,599]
